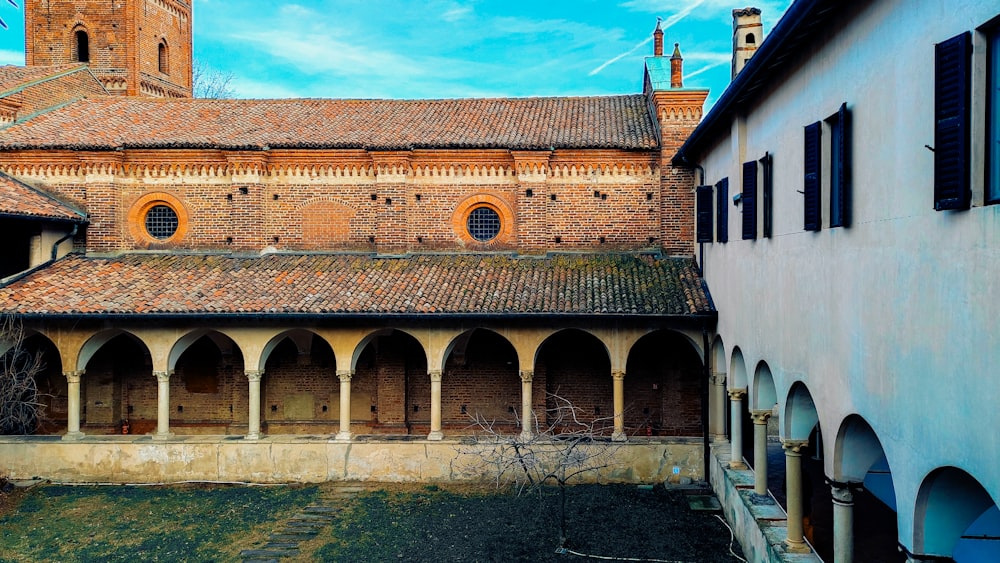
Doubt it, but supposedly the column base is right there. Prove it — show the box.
[61,431,85,441]
[333,431,353,442]
[611,431,627,442]
[784,539,811,554]
[519,430,533,442]
[729,460,748,469]
[244,432,262,441]
[152,432,175,441]
[427,430,444,441]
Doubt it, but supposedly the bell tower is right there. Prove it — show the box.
[23,0,193,98]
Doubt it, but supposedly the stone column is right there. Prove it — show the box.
[783,439,811,553]
[611,370,626,441]
[246,370,263,440]
[153,371,173,440]
[709,371,727,441]
[831,482,855,563]
[334,370,353,441]
[428,370,443,441]
[519,370,534,441]
[728,388,747,468]
[751,409,772,496]
[62,371,84,441]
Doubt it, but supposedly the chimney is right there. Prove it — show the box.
[732,7,763,78]
[670,43,683,88]
[653,17,664,57]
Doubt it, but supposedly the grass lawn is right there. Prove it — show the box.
[0,482,743,562]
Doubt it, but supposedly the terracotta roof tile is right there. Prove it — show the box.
[0,64,88,95]
[0,171,87,222]
[0,253,714,317]
[0,95,659,151]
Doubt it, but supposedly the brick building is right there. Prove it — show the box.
[0,4,717,482]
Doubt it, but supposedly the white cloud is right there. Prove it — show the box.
[683,59,727,81]
[0,49,23,65]
[442,6,472,22]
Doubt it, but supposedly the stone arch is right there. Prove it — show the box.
[0,329,64,434]
[752,361,777,410]
[914,467,1000,560]
[260,329,337,433]
[783,381,818,441]
[729,346,748,390]
[624,329,703,436]
[352,328,428,435]
[169,330,245,434]
[443,328,519,432]
[168,329,243,373]
[711,336,726,379]
[78,330,153,434]
[536,328,612,428]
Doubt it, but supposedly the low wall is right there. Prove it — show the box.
[709,443,821,563]
[0,435,704,484]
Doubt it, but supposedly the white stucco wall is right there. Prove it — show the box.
[695,0,999,554]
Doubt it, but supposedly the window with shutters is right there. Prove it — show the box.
[716,178,729,243]
[803,105,850,230]
[760,153,773,237]
[988,24,1000,205]
[742,161,758,240]
[696,185,713,243]
[803,122,822,230]
[827,104,851,227]
[934,32,972,211]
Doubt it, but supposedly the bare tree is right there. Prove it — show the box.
[458,392,625,547]
[192,60,236,99]
[0,315,45,435]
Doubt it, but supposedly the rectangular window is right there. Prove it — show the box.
[696,185,713,243]
[760,152,773,237]
[828,103,852,227]
[804,121,822,230]
[716,178,729,243]
[989,25,1000,204]
[934,31,972,210]
[742,161,758,240]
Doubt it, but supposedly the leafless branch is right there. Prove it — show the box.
[0,315,46,435]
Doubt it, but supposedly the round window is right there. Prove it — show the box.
[466,206,501,242]
[144,204,179,240]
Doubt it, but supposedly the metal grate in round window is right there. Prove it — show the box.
[145,204,179,240]
[467,206,501,242]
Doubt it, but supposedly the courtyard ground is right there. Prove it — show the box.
[0,480,745,562]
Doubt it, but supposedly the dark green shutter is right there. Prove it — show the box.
[696,185,713,243]
[761,153,773,238]
[834,103,851,226]
[934,32,971,211]
[716,178,729,243]
[742,161,757,240]
[804,121,822,231]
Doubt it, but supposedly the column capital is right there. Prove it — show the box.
[63,370,84,383]
[429,370,443,382]
[153,371,171,383]
[337,370,353,382]
[727,387,747,401]
[710,372,726,385]
[519,369,533,383]
[782,439,809,455]
[750,409,772,425]
[246,370,263,382]
[612,370,626,381]
[830,481,856,505]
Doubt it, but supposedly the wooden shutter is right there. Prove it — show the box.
[742,161,757,240]
[833,103,852,227]
[804,121,822,231]
[761,153,773,238]
[716,178,729,243]
[696,185,713,243]
[934,32,971,211]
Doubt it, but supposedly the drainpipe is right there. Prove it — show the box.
[50,224,79,261]
[701,325,711,481]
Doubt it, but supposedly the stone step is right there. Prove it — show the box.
[270,533,311,542]
[240,549,299,558]
[277,528,319,536]
[303,506,339,513]
[286,521,327,528]
[290,513,335,521]
[242,559,278,563]
[262,542,300,549]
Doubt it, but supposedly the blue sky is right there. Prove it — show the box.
[0,0,791,107]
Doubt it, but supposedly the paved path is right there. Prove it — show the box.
[240,485,365,563]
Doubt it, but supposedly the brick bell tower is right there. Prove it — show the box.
[24,0,193,98]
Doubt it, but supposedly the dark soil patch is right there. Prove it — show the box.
[318,483,743,562]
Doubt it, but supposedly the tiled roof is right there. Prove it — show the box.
[0,64,87,95]
[0,253,714,318]
[0,95,659,151]
[0,171,87,222]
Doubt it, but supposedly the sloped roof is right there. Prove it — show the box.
[0,64,89,95]
[0,171,87,222]
[0,253,714,318]
[0,95,660,151]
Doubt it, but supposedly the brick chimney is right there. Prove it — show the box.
[732,7,763,78]
[670,43,683,88]
[653,17,664,57]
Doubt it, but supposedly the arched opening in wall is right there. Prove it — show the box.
[74,29,90,63]
[173,333,244,434]
[780,382,824,550]
[746,361,777,473]
[746,33,756,44]
[353,330,427,435]
[536,329,611,434]
[21,334,66,434]
[728,347,749,454]
[158,40,169,74]
[81,333,152,435]
[0,331,64,435]
[829,415,905,562]
[443,329,519,434]
[915,467,1000,562]
[262,331,335,434]
[624,330,703,436]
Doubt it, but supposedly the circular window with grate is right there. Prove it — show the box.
[466,205,502,242]
[144,204,179,240]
